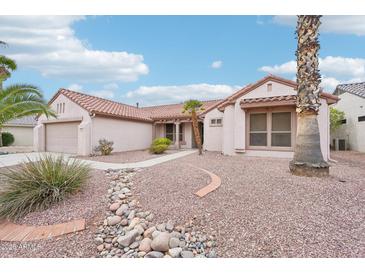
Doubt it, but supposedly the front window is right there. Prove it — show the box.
[249,111,292,148]
[249,113,267,146]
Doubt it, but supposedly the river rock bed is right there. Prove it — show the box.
[95,169,217,258]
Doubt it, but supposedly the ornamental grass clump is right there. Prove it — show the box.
[0,154,91,219]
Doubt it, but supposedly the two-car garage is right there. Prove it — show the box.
[45,122,79,154]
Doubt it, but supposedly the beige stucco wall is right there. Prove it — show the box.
[203,80,331,160]
[35,94,92,154]
[331,92,365,152]
[203,108,223,152]
[92,117,152,153]
[3,125,34,146]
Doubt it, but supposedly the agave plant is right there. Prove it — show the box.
[289,15,329,177]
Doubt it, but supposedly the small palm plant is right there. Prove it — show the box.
[182,99,204,155]
[0,155,91,219]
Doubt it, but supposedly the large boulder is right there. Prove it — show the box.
[151,232,171,252]
[139,238,152,252]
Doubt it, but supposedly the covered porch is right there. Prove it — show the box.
[152,118,203,149]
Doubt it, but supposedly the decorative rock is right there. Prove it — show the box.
[130,241,140,249]
[145,251,164,258]
[118,193,126,199]
[97,244,104,252]
[146,213,154,222]
[121,187,130,194]
[207,250,217,258]
[156,223,166,232]
[139,238,152,252]
[151,232,171,252]
[181,251,194,258]
[169,237,180,249]
[109,202,120,211]
[178,240,186,248]
[164,254,171,258]
[151,230,160,239]
[135,224,145,235]
[128,210,136,220]
[116,204,129,216]
[107,216,122,226]
[144,226,156,238]
[120,219,128,226]
[127,217,140,230]
[165,221,174,232]
[168,247,182,258]
[95,237,104,245]
[117,229,139,247]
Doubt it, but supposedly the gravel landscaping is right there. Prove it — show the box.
[75,149,178,164]
[131,151,365,258]
[0,169,109,257]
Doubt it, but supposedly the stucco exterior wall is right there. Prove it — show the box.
[203,108,223,152]
[331,92,365,152]
[3,125,34,146]
[241,80,296,100]
[222,105,235,155]
[92,117,153,152]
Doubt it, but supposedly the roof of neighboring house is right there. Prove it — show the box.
[334,82,365,99]
[4,116,37,126]
[142,99,223,120]
[51,89,153,122]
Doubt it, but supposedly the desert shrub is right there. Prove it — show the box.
[150,144,169,154]
[152,137,172,146]
[94,138,114,155]
[1,132,14,146]
[150,138,171,154]
[0,154,91,219]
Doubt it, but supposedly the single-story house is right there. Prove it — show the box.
[3,116,36,146]
[34,75,338,159]
[331,82,365,152]
[201,75,338,160]
[34,89,218,155]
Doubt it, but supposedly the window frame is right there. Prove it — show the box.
[210,118,223,127]
[246,107,295,151]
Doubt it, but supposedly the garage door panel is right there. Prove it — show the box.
[46,122,78,154]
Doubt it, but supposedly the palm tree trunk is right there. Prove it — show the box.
[289,15,329,177]
[191,111,202,155]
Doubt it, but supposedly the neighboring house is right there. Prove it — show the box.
[3,116,36,146]
[34,89,219,155]
[201,75,338,160]
[34,74,338,158]
[331,82,365,152]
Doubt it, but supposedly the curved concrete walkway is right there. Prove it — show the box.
[0,150,197,170]
[0,219,85,242]
[193,166,222,198]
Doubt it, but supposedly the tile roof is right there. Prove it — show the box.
[4,115,37,126]
[335,82,365,99]
[240,95,297,107]
[142,99,223,120]
[54,89,153,122]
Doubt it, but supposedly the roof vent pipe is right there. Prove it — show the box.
[136,102,139,108]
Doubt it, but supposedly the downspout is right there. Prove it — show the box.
[327,103,337,163]
[90,112,96,155]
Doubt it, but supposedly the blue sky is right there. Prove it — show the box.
[1,15,365,106]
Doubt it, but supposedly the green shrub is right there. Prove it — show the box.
[150,144,169,154]
[1,132,14,146]
[0,155,91,219]
[152,137,172,146]
[94,138,114,155]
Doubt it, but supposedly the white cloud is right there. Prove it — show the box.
[211,60,223,69]
[273,15,365,36]
[258,56,365,91]
[124,83,240,106]
[67,83,118,99]
[0,16,149,83]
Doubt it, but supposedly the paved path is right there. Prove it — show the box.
[193,166,222,198]
[0,219,85,242]
[0,150,197,170]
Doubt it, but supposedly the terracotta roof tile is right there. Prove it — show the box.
[142,99,223,120]
[57,89,153,122]
[240,95,297,107]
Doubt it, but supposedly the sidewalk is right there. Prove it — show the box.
[0,150,197,170]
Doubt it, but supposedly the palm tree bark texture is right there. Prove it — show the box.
[289,15,329,177]
[182,99,203,155]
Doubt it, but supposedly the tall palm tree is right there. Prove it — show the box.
[182,99,204,155]
[289,15,329,177]
[0,56,56,146]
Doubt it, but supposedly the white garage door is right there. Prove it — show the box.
[46,122,79,154]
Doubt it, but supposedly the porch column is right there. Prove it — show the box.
[152,123,157,140]
[175,121,180,149]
